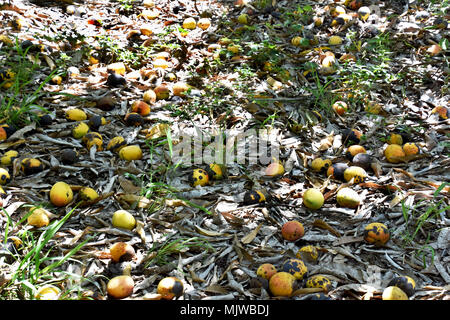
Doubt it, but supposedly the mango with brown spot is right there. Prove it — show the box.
[363,222,390,246]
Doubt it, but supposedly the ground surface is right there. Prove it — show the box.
[0,0,449,300]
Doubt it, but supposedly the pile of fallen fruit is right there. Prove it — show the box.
[0,0,449,300]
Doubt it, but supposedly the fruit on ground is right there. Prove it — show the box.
[346,145,366,160]
[206,163,223,180]
[197,18,211,30]
[306,275,332,292]
[21,158,44,175]
[328,35,343,45]
[431,106,449,120]
[60,149,79,164]
[0,168,10,185]
[363,222,390,246]
[281,220,305,241]
[27,207,50,228]
[107,136,127,153]
[96,95,116,111]
[382,286,408,300]
[172,82,190,96]
[387,133,403,145]
[342,128,362,145]
[112,210,136,230]
[336,187,361,208]
[332,101,348,115]
[268,272,296,297]
[358,6,370,21]
[1,150,19,166]
[402,143,419,156]
[387,276,416,297]
[302,188,324,210]
[119,145,143,161]
[237,13,249,25]
[343,166,367,184]
[124,112,144,126]
[83,132,103,151]
[131,100,151,116]
[281,258,308,280]
[327,163,348,181]
[182,18,197,30]
[143,89,157,104]
[107,72,126,87]
[243,190,266,205]
[88,115,107,131]
[310,158,332,172]
[265,162,284,177]
[72,122,89,139]
[107,275,134,299]
[296,245,319,263]
[352,153,374,171]
[79,187,99,202]
[49,181,73,207]
[157,277,184,300]
[190,168,209,187]
[65,108,87,121]
[107,62,126,76]
[384,144,405,163]
[35,285,60,300]
[110,242,136,263]
[154,84,170,100]
[257,264,277,280]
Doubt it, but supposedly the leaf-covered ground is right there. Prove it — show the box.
[0,0,449,300]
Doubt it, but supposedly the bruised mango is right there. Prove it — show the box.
[363,222,390,246]
[310,158,332,173]
[257,264,277,280]
[332,101,348,115]
[382,286,408,300]
[352,153,374,171]
[282,258,308,280]
[107,136,127,153]
[79,187,99,202]
[157,277,184,300]
[206,163,223,180]
[110,242,136,263]
[21,158,44,175]
[83,132,103,151]
[0,168,11,185]
[172,82,190,97]
[49,181,73,207]
[243,190,266,205]
[131,101,151,116]
[296,245,319,263]
[342,128,362,145]
[327,162,348,181]
[281,220,305,242]
[343,166,367,184]
[306,275,332,292]
[346,145,366,160]
[1,150,19,166]
[268,272,296,297]
[190,168,209,187]
[387,276,416,297]
[124,112,144,126]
